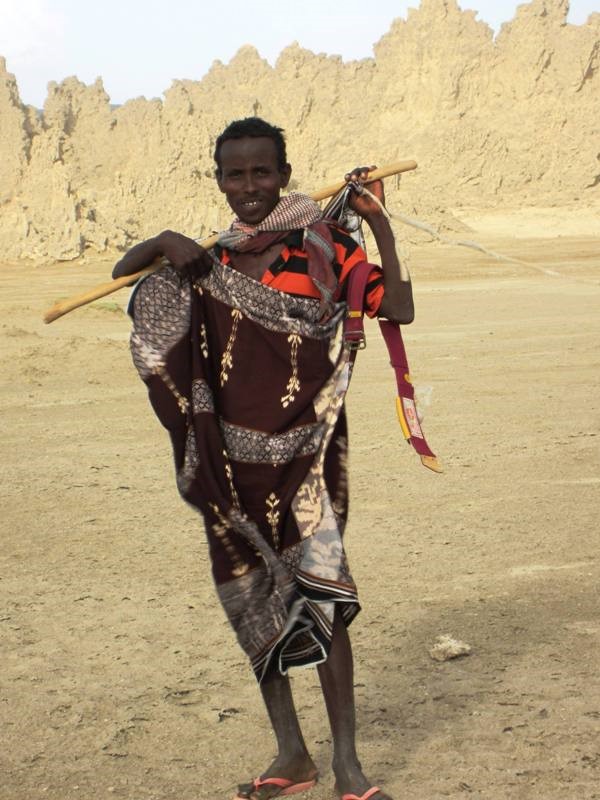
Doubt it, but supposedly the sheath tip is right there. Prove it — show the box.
[420,455,443,473]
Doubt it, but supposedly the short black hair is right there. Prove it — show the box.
[214,117,288,175]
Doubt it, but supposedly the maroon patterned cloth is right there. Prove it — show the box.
[130,256,361,681]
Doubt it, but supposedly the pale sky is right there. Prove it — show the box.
[0,0,597,107]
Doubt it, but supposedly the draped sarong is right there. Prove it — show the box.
[130,261,360,681]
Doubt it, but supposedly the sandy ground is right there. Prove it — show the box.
[1,229,599,800]
[452,203,600,239]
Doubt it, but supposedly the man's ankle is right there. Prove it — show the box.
[332,753,362,775]
[273,747,313,765]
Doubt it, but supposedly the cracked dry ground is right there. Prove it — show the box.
[1,235,599,800]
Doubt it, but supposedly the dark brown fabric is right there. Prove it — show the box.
[130,258,360,681]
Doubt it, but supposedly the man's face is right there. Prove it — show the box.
[216,137,292,225]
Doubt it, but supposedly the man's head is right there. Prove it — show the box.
[214,117,292,225]
[214,117,288,175]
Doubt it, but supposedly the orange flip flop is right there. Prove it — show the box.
[234,776,317,799]
[341,789,382,800]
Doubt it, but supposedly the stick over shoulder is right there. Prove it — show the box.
[43,160,416,324]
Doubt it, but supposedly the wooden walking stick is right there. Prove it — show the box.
[43,160,417,323]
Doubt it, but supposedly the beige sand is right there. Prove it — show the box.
[2,230,599,800]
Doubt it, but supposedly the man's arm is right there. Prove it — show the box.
[346,168,414,324]
[112,230,213,280]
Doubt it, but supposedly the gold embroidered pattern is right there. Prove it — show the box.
[209,502,248,577]
[265,493,281,550]
[220,308,243,386]
[223,451,241,511]
[154,366,189,414]
[281,334,302,408]
[199,322,209,358]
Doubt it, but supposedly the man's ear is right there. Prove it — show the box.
[215,168,224,192]
[280,163,292,189]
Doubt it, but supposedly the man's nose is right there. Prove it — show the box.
[242,173,258,193]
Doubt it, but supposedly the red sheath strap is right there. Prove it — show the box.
[343,261,442,472]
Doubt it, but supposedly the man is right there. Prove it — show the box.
[113,118,414,800]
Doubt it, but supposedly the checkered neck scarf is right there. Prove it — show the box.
[217,193,338,313]
[218,193,322,245]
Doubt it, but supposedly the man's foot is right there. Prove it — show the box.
[333,762,392,800]
[235,753,318,800]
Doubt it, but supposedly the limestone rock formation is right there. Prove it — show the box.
[0,0,598,262]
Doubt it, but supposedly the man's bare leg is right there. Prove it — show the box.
[317,608,393,800]
[236,671,317,800]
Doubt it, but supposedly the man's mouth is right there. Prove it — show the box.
[241,199,261,209]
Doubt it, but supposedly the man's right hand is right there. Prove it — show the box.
[112,230,213,280]
[157,230,213,274]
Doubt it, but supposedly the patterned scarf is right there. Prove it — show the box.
[217,193,338,312]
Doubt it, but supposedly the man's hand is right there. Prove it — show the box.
[112,230,213,280]
[344,165,386,221]
[157,230,213,274]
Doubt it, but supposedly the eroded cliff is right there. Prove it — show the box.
[1,0,598,261]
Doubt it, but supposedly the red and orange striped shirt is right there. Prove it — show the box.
[215,223,384,318]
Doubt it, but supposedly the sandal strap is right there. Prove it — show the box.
[342,788,381,800]
[255,777,294,789]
